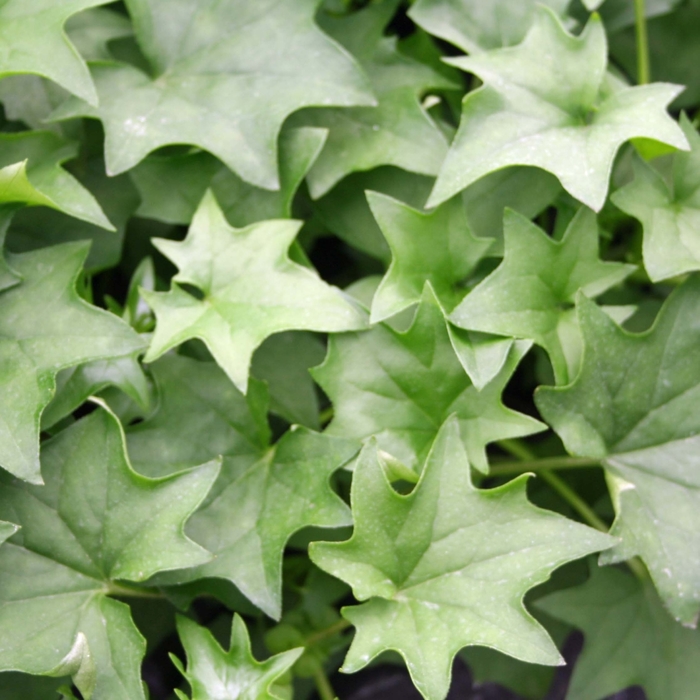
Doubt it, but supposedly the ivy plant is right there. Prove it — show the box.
[0,1,697,699]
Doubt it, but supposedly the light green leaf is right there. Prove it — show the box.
[428,7,688,212]
[313,284,545,474]
[408,0,570,54]
[0,521,18,545]
[65,7,133,61]
[153,427,358,619]
[296,0,453,198]
[368,191,493,323]
[538,565,700,700]
[51,0,374,187]
[0,406,219,699]
[310,418,613,700]
[143,191,367,393]
[126,353,270,477]
[173,614,302,700]
[0,131,112,229]
[612,115,700,281]
[535,279,700,625]
[0,242,144,483]
[578,0,682,33]
[450,207,634,383]
[130,127,327,227]
[0,0,111,105]
[446,328,514,392]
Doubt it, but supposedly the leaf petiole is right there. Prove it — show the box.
[634,0,651,84]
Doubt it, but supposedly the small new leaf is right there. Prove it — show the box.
[0,406,219,699]
[143,191,367,393]
[538,566,700,700]
[536,278,700,625]
[173,614,302,700]
[612,114,700,281]
[428,7,688,211]
[450,207,634,383]
[310,418,613,700]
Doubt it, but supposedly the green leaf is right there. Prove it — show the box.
[428,7,688,212]
[251,332,326,429]
[368,191,493,323]
[0,672,66,700]
[612,115,700,281]
[0,405,219,699]
[0,521,18,545]
[450,207,634,383]
[52,0,374,187]
[0,0,111,105]
[408,0,570,54]
[173,614,302,700]
[126,353,270,477]
[310,417,613,700]
[64,7,133,61]
[535,279,700,625]
[143,191,367,393]
[313,284,545,474]
[295,0,453,198]
[130,126,327,227]
[0,242,144,483]
[0,131,112,229]
[153,427,358,619]
[538,565,700,700]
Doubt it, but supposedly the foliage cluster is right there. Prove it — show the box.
[0,1,699,699]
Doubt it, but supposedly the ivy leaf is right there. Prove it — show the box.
[153,427,358,619]
[126,353,270,477]
[313,284,544,473]
[143,191,367,393]
[408,0,570,54]
[0,242,144,483]
[310,417,613,700]
[0,0,111,105]
[64,7,133,61]
[538,565,700,700]
[130,126,327,226]
[612,115,700,281]
[368,191,493,323]
[296,0,454,199]
[535,279,700,626]
[450,207,634,383]
[427,7,688,212]
[172,614,302,700]
[52,0,374,188]
[0,131,112,230]
[0,405,219,699]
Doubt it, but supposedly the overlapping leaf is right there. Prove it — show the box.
[428,7,688,211]
[313,284,544,473]
[450,207,634,383]
[613,115,700,281]
[368,191,493,322]
[143,191,367,393]
[536,278,700,625]
[172,615,302,700]
[538,566,700,700]
[0,0,110,105]
[0,406,219,699]
[52,0,374,188]
[408,0,570,54]
[296,0,454,198]
[310,418,613,700]
[0,242,144,483]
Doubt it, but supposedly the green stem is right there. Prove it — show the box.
[490,455,601,476]
[319,406,334,426]
[539,470,609,533]
[634,0,650,84]
[306,618,351,647]
[312,664,336,700]
[105,582,165,599]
